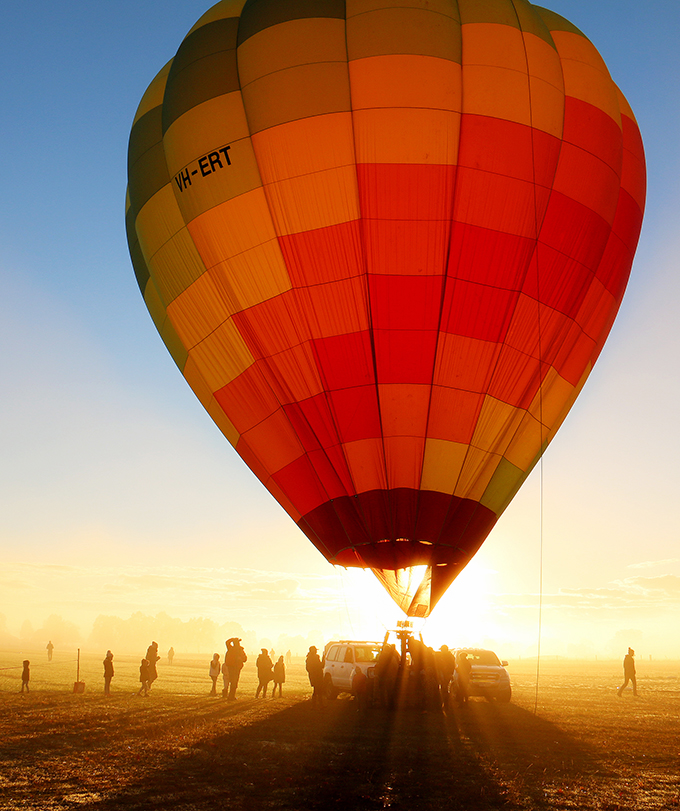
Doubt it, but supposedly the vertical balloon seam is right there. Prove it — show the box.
[355,12,400,567]
[234,2,369,563]
[320,0,414,571]
[413,0,463,560]
[514,0,551,503]
[407,0,466,608]
[428,1,528,563]
[327,0,392,565]
[345,1,408,566]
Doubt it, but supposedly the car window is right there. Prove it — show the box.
[344,647,354,663]
[466,650,501,666]
[326,646,340,662]
[354,646,380,663]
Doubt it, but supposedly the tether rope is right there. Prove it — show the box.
[534,458,544,714]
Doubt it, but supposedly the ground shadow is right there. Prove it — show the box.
[93,696,599,810]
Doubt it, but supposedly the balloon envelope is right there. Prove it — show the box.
[126,0,645,616]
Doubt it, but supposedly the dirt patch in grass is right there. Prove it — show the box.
[1,656,679,809]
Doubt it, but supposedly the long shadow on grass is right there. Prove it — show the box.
[96,696,599,811]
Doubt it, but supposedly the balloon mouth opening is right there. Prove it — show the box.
[371,565,432,618]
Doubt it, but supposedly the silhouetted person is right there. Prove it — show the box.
[146,642,160,690]
[209,653,221,696]
[272,655,285,697]
[618,647,638,696]
[436,645,456,708]
[224,637,247,701]
[422,646,441,712]
[306,646,324,706]
[20,660,30,693]
[285,649,292,666]
[352,666,368,712]
[256,648,274,698]
[375,643,400,708]
[168,647,175,665]
[138,658,150,696]
[407,637,428,709]
[457,652,472,704]
[103,650,114,695]
[46,641,54,662]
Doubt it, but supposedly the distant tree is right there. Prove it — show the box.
[20,620,34,640]
[277,634,307,657]
[608,629,644,658]
[0,613,18,646]
[87,613,247,655]
[33,615,81,647]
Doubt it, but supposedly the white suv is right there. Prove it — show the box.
[452,648,511,703]
[322,640,382,699]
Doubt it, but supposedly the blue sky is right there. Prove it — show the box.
[1,1,679,656]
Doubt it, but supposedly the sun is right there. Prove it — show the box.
[334,561,498,649]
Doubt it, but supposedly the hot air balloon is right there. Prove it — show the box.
[126,0,645,617]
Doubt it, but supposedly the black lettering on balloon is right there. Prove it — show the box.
[173,144,233,193]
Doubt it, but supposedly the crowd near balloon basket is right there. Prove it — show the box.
[0,623,516,711]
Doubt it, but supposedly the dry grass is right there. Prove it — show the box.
[1,651,679,809]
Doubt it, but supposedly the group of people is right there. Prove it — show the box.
[370,641,463,711]
[16,642,640,702]
[136,641,161,696]
[207,641,289,700]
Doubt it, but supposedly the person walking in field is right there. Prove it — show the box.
[209,653,221,696]
[146,642,160,690]
[103,650,114,695]
[138,658,151,696]
[272,655,285,697]
[46,641,54,661]
[20,660,30,693]
[617,647,638,696]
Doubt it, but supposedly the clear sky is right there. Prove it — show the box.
[1,1,679,658]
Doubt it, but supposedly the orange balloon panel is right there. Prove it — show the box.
[126,0,645,617]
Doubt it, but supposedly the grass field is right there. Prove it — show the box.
[1,649,679,809]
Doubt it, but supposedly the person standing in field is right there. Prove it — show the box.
[457,652,472,704]
[435,645,456,709]
[20,660,30,693]
[617,647,638,696]
[305,646,324,706]
[103,650,114,695]
[46,641,54,661]
[272,655,285,697]
[256,648,274,698]
[352,666,368,712]
[168,647,175,665]
[224,637,247,701]
[209,653,221,696]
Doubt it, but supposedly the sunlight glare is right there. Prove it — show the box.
[334,561,500,650]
